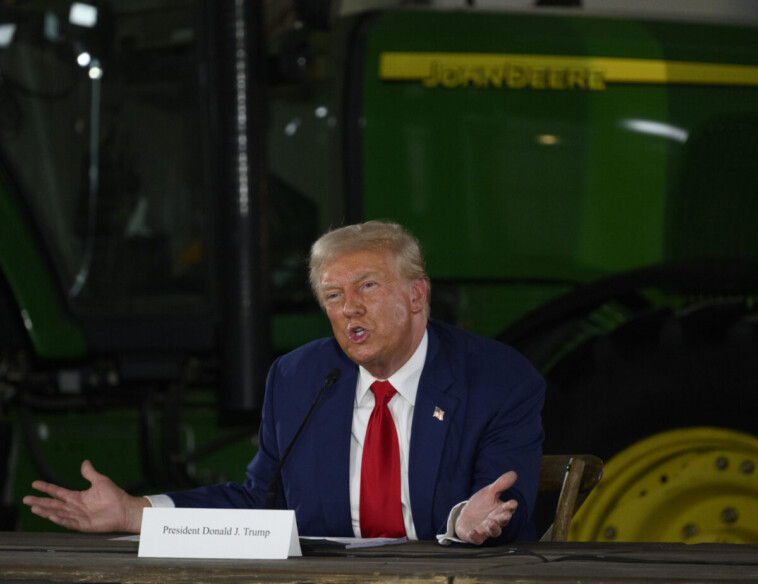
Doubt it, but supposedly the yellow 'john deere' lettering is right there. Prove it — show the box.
[421,61,606,90]
[379,52,758,90]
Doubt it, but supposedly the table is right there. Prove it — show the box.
[1,532,757,583]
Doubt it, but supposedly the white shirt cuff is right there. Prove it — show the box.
[143,494,175,508]
[436,500,467,545]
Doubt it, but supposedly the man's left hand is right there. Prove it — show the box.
[455,471,518,545]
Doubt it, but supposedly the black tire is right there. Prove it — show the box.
[499,260,758,536]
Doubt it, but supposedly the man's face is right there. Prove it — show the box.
[319,248,427,379]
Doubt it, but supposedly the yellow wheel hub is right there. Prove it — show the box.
[569,427,758,543]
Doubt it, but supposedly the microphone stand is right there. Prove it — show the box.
[264,368,342,509]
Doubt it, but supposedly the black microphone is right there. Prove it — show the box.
[264,367,342,510]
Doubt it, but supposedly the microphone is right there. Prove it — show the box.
[264,367,342,509]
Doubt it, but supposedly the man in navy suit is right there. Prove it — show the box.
[24,221,544,545]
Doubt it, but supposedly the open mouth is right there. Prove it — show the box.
[348,326,368,342]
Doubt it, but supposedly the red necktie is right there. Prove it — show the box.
[359,380,406,538]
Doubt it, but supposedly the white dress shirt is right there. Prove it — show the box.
[349,331,428,540]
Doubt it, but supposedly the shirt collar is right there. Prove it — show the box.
[357,329,428,406]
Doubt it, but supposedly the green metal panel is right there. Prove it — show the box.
[0,179,86,358]
[357,10,758,333]
[572,16,668,272]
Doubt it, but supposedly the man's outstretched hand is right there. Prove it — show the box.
[23,459,149,534]
[455,471,519,545]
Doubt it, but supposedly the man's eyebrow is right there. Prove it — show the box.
[320,270,381,290]
[351,270,380,283]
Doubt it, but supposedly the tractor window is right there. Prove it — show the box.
[0,1,209,314]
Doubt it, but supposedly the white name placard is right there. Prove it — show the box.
[138,508,302,559]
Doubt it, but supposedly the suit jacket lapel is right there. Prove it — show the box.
[408,324,460,539]
[314,363,357,535]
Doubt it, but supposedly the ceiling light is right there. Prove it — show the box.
[69,3,98,28]
[0,24,16,47]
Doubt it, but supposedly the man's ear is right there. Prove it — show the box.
[410,278,428,314]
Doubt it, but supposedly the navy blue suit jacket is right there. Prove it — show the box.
[168,319,545,542]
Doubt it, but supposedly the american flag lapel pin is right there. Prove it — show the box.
[433,406,445,421]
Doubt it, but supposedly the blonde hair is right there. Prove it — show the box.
[309,220,431,313]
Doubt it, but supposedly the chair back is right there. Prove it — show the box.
[538,454,604,542]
